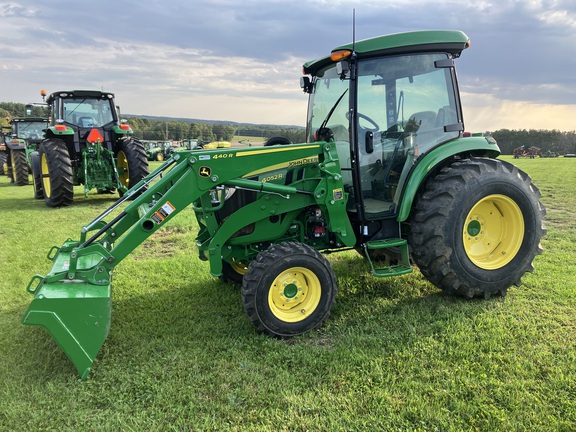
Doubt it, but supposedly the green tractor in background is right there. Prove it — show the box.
[1,116,49,187]
[144,141,163,161]
[144,141,175,161]
[177,138,203,151]
[22,31,546,379]
[31,90,149,206]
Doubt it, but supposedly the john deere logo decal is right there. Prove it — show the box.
[199,166,211,177]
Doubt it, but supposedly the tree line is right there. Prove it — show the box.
[124,117,307,143]
[0,101,305,143]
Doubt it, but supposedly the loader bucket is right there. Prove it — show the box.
[22,253,112,379]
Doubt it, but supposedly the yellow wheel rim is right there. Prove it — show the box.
[117,150,129,187]
[11,156,16,181]
[463,194,524,270]
[157,153,164,161]
[268,267,322,323]
[231,261,249,275]
[41,153,51,197]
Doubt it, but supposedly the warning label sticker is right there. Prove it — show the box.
[333,188,343,200]
[151,202,176,224]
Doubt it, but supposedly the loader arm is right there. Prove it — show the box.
[22,141,354,378]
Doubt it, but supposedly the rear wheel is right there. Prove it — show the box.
[39,139,74,207]
[409,157,546,298]
[0,152,6,175]
[242,242,337,337]
[116,137,149,198]
[10,149,29,185]
[29,151,44,199]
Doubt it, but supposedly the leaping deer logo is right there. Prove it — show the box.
[199,166,211,177]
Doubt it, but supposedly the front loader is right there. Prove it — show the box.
[22,30,546,379]
[31,90,149,206]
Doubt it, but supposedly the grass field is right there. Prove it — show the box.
[0,156,574,431]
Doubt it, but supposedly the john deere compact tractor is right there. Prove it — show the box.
[30,90,149,206]
[22,30,546,378]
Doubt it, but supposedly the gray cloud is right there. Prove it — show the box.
[2,0,576,127]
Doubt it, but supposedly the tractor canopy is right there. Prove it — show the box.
[303,30,470,75]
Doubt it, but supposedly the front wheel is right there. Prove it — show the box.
[220,260,249,285]
[409,157,546,298]
[10,149,29,186]
[115,137,149,198]
[241,242,337,337]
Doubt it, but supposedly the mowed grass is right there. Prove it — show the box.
[0,156,574,431]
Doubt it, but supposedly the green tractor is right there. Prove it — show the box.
[144,141,163,161]
[30,90,149,206]
[22,30,546,379]
[1,117,49,187]
[145,141,175,161]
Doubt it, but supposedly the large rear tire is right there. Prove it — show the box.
[0,152,6,175]
[241,242,337,337]
[10,149,29,186]
[409,157,546,298]
[115,137,149,198]
[29,151,44,199]
[39,139,74,207]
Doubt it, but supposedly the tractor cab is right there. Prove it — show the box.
[302,31,467,229]
[9,117,48,141]
[48,91,116,129]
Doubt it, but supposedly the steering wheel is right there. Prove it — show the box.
[346,111,379,132]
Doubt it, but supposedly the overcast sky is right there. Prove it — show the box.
[2,0,576,132]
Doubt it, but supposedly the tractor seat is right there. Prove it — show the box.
[78,117,96,127]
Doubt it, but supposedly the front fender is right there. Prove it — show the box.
[5,139,27,150]
[396,136,500,222]
[111,125,132,135]
[47,125,74,136]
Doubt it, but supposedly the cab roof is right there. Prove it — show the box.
[10,117,49,123]
[46,90,116,104]
[303,30,470,75]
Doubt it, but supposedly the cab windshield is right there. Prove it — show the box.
[13,121,47,139]
[61,98,115,128]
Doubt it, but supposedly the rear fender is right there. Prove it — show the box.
[396,136,500,221]
[6,139,26,151]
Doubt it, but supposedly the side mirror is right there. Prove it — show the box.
[300,76,312,94]
[336,61,349,78]
[365,131,374,154]
[25,105,33,116]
